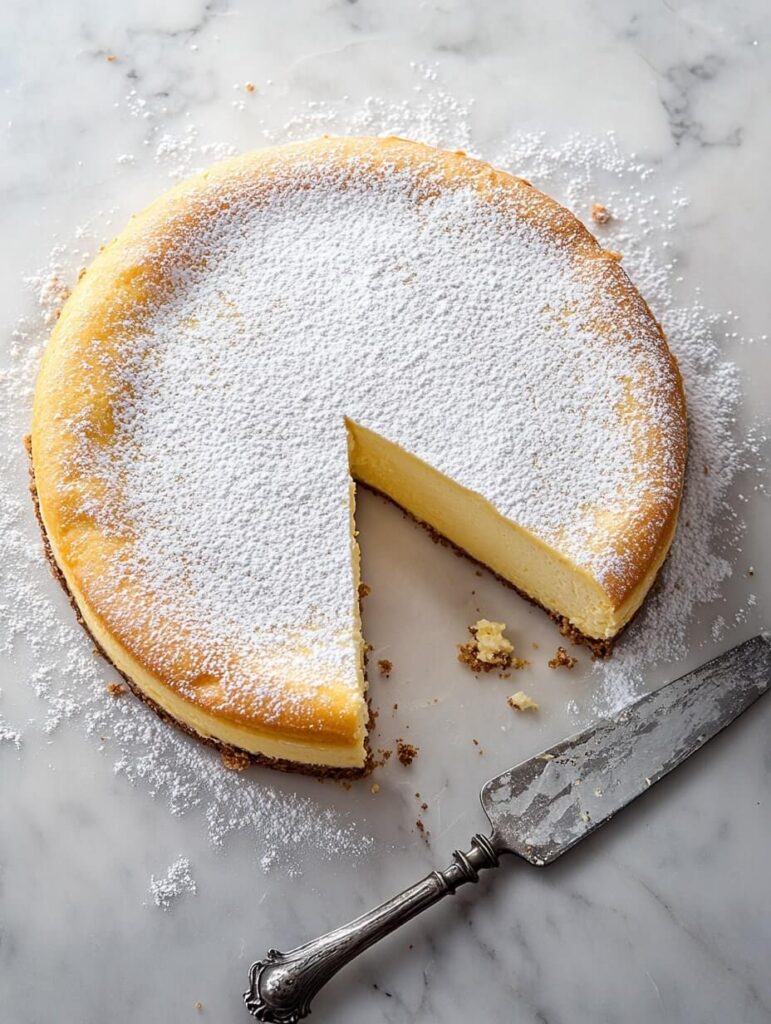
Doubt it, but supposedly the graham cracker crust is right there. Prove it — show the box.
[24,436,372,780]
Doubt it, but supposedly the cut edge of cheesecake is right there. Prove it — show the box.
[346,419,680,644]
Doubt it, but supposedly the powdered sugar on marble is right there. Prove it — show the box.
[148,856,197,910]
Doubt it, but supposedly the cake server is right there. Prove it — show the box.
[244,634,771,1022]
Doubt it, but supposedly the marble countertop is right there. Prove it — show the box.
[1,2,770,1022]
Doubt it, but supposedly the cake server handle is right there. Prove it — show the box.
[243,833,502,1022]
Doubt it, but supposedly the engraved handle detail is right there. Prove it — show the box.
[244,834,501,1022]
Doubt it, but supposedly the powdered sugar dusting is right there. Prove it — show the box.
[149,856,197,910]
[0,714,22,749]
[51,140,684,711]
[0,64,765,871]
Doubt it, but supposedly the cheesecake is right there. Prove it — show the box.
[30,136,687,775]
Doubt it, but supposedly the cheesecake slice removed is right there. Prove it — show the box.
[30,137,687,775]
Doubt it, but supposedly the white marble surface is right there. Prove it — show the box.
[1,2,770,1022]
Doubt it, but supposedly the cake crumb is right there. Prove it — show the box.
[106,53,117,62]
[507,691,539,712]
[221,748,250,772]
[106,682,126,697]
[591,202,611,224]
[194,1001,203,1011]
[377,658,392,677]
[358,582,371,599]
[548,646,578,670]
[370,783,380,794]
[395,739,418,766]
[458,619,516,672]
[244,81,256,93]
[371,748,392,769]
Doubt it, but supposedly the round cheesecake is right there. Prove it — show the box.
[30,137,687,775]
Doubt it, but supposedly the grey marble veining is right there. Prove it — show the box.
[1,2,770,1023]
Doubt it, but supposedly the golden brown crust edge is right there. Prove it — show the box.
[25,436,372,781]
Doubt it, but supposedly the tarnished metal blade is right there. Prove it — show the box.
[481,635,771,866]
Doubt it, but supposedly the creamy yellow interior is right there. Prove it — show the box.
[346,419,654,640]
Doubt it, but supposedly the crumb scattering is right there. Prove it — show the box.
[106,682,126,697]
[395,738,418,766]
[507,691,539,712]
[415,818,429,841]
[377,658,392,677]
[370,783,380,794]
[244,81,256,93]
[358,582,371,599]
[591,202,611,224]
[221,748,250,772]
[458,619,518,672]
[548,646,578,670]
[371,748,392,769]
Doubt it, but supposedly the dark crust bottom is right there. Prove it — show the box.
[358,482,624,659]
[25,437,372,780]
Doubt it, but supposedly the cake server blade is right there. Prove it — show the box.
[244,635,771,1022]
[482,633,771,865]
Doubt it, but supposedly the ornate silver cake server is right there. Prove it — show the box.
[244,635,771,1022]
